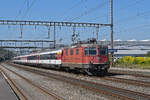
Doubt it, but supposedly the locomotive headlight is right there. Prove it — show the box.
[103,61,107,64]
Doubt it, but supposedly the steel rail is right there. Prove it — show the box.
[9,63,150,100]
[1,64,65,100]
[102,76,150,88]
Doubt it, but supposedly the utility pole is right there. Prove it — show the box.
[54,23,56,48]
[20,24,23,38]
[110,0,114,67]
[48,26,50,39]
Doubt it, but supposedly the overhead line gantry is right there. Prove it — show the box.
[0,20,111,27]
[0,20,111,48]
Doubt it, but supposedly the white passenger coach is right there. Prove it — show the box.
[13,50,62,66]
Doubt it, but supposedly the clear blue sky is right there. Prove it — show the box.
[0,0,150,44]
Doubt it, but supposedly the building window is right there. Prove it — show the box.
[70,49,73,55]
[76,49,79,55]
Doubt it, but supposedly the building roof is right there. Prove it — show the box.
[114,50,149,55]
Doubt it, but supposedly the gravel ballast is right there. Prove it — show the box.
[7,63,150,95]
[2,63,110,100]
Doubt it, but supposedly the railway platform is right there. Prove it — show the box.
[0,72,18,100]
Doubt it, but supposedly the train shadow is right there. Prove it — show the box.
[105,72,123,77]
[52,68,123,77]
[11,63,123,77]
[32,65,124,77]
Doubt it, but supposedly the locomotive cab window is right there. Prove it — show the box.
[89,47,96,55]
[99,48,108,55]
[70,49,73,55]
[65,49,68,56]
[85,48,89,55]
[76,49,79,55]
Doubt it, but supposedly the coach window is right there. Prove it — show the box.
[28,56,32,60]
[51,53,57,59]
[17,58,20,60]
[65,49,68,56]
[40,54,45,60]
[34,55,38,59]
[40,54,50,60]
[70,49,73,55]
[89,47,97,55]
[28,55,38,60]
[76,49,79,55]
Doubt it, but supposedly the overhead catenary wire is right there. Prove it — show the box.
[86,0,145,23]
[88,0,144,23]
[113,0,149,39]
[22,0,37,18]
[2,0,150,44]
[68,0,108,21]
[86,0,109,22]
[87,14,107,22]
[116,24,150,33]
[59,0,87,20]
[115,0,147,24]
[115,9,150,25]
[16,0,28,18]
[117,0,145,13]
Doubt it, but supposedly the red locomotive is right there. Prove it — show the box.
[13,40,110,75]
[62,43,109,75]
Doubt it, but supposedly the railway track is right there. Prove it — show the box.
[109,70,150,79]
[7,63,150,100]
[102,76,150,88]
[0,64,65,100]
[0,67,28,100]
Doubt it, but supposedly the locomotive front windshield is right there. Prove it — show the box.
[85,47,97,55]
[85,47,108,56]
[99,48,108,55]
[89,48,97,55]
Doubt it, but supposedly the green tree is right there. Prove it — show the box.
[146,52,150,57]
[0,48,15,62]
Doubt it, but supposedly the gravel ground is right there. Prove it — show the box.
[8,63,150,95]
[2,63,110,100]
[0,65,56,100]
